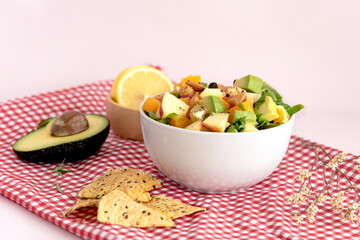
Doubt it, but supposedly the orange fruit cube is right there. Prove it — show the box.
[228,105,242,122]
[170,116,191,128]
[142,97,161,113]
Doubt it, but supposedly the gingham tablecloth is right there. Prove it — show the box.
[0,80,359,240]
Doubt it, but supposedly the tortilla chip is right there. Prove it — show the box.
[97,190,175,228]
[77,168,162,202]
[64,168,205,227]
[79,181,151,202]
[62,198,100,217]
[143,195,206,219]
[93,168,162,191]
[116,168,163,191]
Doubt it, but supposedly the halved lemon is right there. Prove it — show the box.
[111,66,174,110]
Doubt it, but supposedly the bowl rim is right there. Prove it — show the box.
[106,94,140,113]
[139,92,296,136]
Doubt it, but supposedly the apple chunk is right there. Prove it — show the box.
[199,88,225,99]
[160,92,190,119]
[246,92,261,103]
[242,122,259,132]
[202,113,229,132]
[185,120,203,131]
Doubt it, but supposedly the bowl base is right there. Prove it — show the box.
[170,178,257,194]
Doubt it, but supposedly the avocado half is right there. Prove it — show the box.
[13,114,110,163]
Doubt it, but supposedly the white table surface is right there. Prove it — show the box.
[0,196,80,240]
[1,1,359,239]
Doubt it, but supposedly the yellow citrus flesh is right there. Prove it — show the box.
[111,66,174,110]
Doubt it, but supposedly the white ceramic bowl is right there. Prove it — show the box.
[139,99,295,193]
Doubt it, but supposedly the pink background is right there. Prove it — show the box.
[1,1,359,239]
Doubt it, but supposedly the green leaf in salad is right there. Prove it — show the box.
[156,113,178,125]
[226,126,238,133]
[257,121,283,130]
[277,102,291,109]
[258,88,289,107]
[255,89,269,107]
[159,119,171,125]
[232,118,246,132]
[286,104,304,116]
[262,81,283,102]
[148,111,157,120]
[165,113,178,119]
[200,82,207,87]
[170,92,180,98]
[256,89,279,106]
[256,88,304,116]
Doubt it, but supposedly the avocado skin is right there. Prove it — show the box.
[13,124,110,163]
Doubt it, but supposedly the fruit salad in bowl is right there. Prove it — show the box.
[140,74,303,193]
[142,74,303,133]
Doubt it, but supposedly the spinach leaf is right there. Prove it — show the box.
[286,104,304,116]
[232,118,246,132]
[148,111,157,120]
[257,121,283,130]
[158,113,178,125]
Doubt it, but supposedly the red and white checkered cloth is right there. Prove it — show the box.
[1,80,359,239]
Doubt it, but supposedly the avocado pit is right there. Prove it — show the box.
[50,111,89,137]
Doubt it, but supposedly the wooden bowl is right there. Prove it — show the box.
[105,95,143,141]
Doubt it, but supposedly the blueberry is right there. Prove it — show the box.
[208,82,218,88]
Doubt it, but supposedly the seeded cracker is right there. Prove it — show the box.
[62,199,99,217]
[97,190,176,228]
[77,168,162,202]
[143,195,206,219]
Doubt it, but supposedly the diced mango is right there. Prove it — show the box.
[181,97,191,106]
[274,105,290,123]
[240,100,254,112]
[228,105,242,122]
[170,116,191,128]
[180,75,201,86]
[217,97,230,111]
[142,97,161,113]
[153,93,164,101]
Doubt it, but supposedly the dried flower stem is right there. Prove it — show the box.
[337,168,360,200]
[300,170,337,215]
[287,140,360,225]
